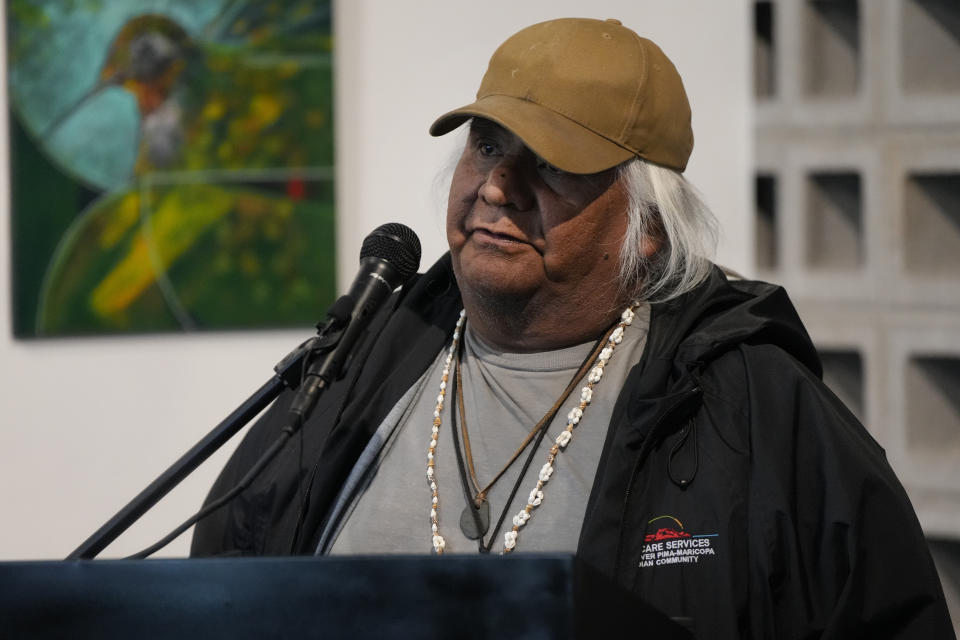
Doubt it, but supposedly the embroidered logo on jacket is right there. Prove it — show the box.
[639,515,718,568]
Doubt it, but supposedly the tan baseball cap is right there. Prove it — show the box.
[430,18,693,174]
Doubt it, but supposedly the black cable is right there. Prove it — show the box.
[125,425,297,559]
[126,323,348,559]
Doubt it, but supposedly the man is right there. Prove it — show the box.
[192,18,952,637]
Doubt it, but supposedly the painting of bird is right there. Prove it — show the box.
[8,0,335,336]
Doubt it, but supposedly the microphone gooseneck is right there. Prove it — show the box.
[286,223,421,425]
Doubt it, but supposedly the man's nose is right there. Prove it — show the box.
[478,156,535,211]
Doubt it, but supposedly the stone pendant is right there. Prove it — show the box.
[459,499,490,540]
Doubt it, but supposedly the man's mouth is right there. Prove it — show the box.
[472,227,525,244]
[466,226,544,255]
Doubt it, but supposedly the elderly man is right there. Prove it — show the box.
[192,18,951,637]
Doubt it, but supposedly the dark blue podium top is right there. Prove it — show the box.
[0,554,691,639]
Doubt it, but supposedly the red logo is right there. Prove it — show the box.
[644,527,692,543]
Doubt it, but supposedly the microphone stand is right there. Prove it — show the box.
[67,324,343,561]
[67,223,421,560]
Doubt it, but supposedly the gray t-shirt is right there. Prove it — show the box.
[325,304,650,555]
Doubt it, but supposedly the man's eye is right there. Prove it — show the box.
[476,141,498,156]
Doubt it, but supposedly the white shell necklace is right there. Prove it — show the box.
[426,302,640,554]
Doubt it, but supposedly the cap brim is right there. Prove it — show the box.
[429,95,635,175]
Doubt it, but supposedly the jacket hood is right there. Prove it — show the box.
[646,266,822,381]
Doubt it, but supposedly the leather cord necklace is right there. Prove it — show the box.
[428,305,639,554]
[450,322,613,551]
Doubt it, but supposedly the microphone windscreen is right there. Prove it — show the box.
[360,223,421,282]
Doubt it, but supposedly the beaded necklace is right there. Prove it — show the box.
[426,302,639,554]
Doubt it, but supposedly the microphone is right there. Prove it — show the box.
[287,223,421,424]
[344,222,422,332]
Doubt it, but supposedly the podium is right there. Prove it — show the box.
[1,554,692,638]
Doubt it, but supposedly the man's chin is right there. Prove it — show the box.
[465,278,535,301]
[453,249,540,293]
[457,271,540,310]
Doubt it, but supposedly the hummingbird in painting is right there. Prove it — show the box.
[43,11,333,182]
[97,14,197,171]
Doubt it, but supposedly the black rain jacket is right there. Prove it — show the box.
[192,255,953,638]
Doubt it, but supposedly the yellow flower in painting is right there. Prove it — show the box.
[90,185,232,318]
[202,98,225,122]
[98,192,140,248]
[249,93,282,127]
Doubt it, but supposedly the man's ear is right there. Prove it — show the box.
[640,234,663,258]
[641,208,665,258]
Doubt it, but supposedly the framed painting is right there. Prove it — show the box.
[7,0,335,337]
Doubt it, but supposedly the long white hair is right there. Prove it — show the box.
[618,158,719,302]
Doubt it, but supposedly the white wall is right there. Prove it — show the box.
[0,0,750,559]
